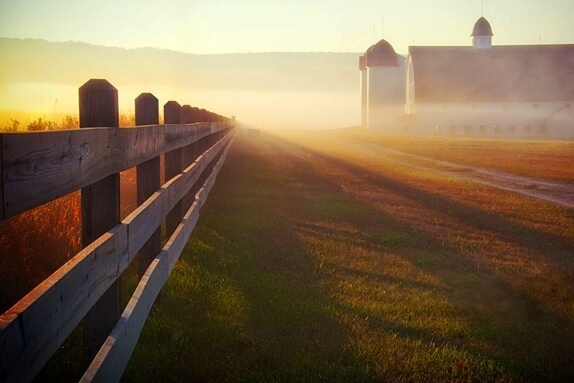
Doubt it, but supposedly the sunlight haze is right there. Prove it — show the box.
[1,0,573,129]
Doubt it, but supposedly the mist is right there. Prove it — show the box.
[0,38,360,130]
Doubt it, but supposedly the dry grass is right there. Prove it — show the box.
[0,165,140,313]
[347,131,574,183]
[0,193,81,312]
[0,110,138,132]
[0,113,144,313]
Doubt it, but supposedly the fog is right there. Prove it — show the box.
[0,38,360,130]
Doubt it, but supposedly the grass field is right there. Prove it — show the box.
[112,129,574,382]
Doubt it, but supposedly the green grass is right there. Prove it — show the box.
[121,130,574,382]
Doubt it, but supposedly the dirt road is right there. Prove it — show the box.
[348,143,574,210]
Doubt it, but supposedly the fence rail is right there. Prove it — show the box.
[0,79,236,382]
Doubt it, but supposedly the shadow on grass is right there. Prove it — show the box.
[125,132,574,382]
[123,133,377,382]
[274,132,574,381]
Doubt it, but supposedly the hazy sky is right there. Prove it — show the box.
[1,0,573,130]
[1,0,573,54]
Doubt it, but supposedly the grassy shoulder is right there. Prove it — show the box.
[123,130,574,382]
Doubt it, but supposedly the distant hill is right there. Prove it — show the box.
[0,38,360,92]
[0,38,361,129]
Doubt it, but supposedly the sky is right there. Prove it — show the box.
[1,0,574,130]
[1,0,573,55]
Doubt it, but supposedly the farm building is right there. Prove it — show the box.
[359,39,406,131]
[360,17,574,138]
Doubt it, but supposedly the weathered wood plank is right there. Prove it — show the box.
[80,131,235,382]
[165,123,198,152]
[0,125,235,382]
[124,131,233,260]
[181,138,199,171]
[181,133,232,201]
[1,123,230,219]
[0,225,129,382]
[166,198,202,273]
[125,173,181,260]
[80,149,224,382]
[2,128,115,218]
[81,251,169,383]
[164,122,226,152]
[195,130,235,212]
[167,132,235,272]
[118,125,166,169]
[164,145,183,238]
[198,122,212,140]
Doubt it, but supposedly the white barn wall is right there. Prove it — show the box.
[405,54,416,116]
[360,67,368,127]
[366,56,406,132]
[410,101,574,138]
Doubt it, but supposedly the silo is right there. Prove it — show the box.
[365,39,406,132]
[358,48,371,128]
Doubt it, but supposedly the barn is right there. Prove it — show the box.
[361,17,574,138]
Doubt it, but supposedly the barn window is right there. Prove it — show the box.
[524,125,532,134]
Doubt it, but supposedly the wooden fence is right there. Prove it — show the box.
[0,79,236,382]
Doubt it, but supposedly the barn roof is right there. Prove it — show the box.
[409,44,574,103]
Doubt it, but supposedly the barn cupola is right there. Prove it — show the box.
[471,17,493,49]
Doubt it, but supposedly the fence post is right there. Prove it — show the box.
[135,92,159,126]
[181,104,194,124]
[135,93,161,288]
[164,101,181,125]
[164,101,183,238]
[79,79,121,366]
[192,106,205,122]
